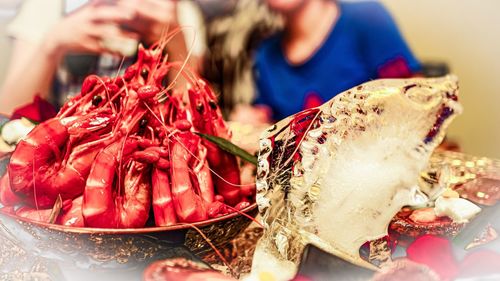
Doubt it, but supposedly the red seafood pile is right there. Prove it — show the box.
[0,42,252,228]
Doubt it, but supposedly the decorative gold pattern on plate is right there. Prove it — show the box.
[0,204,257,279]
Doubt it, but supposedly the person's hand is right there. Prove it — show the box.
[43,2,138,58]
[118,0,179,45]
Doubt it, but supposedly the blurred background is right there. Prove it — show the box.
[0,0,17,83]
[379,0,500,159]
[0,0,499,158]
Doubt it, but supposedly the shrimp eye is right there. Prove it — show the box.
[161,76,169,88]
[196,103,204,113]
[139,118,148,128]
[140,68,149,80]
[92,95,103,106]
[208,100,217,110]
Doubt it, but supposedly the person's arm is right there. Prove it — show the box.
[0,38,60,115]
[0,3,137,115]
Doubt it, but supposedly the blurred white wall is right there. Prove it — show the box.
[380,0,500,158]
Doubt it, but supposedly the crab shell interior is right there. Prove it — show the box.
[252,75,462,279]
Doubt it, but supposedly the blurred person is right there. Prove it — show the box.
[201,0,280,115]
[233,0,421,123]
[0,0,204,116]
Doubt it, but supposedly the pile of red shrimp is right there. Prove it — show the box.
[0,40,254,228]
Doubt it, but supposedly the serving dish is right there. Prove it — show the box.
[0,203,257,279]
[0,111,259,280]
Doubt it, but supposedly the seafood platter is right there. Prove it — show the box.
[0,40,258,280]
[1,39,500,281]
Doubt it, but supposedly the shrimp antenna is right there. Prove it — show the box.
[182,223,236,276]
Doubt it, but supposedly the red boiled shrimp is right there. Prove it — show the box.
[16,206,53,223]
[188,85,241,206]
[59,195,85,227]
[170,131,208,222]
[83,141,151,228]
[0,172,22,206]
[14,196,84,226]
[193,146,214,205]
[152,167,177,226]
[8,117,108,208]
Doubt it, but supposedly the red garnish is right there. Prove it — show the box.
[291,275,314,281]
[406,235,459,280]
[11,95,57,123]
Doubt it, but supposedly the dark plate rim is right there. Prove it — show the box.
[0,202,258,234]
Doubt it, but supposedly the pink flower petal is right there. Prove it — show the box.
[459,250,500,278]
[406,235,459,280]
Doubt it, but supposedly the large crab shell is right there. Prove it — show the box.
[252,76,462,279]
